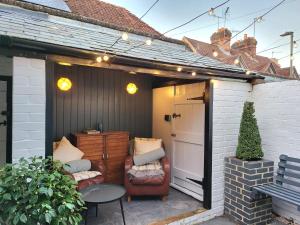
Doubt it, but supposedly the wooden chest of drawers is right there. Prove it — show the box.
[71,131,129,184]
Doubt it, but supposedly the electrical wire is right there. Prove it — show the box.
[189,0,287,66]
[278,50,300,60]
[122,0,231,54]
[170,6,272,37]
[162,0,230,35]
[170,0,296,37]
[257,38,299,54]
[109,0,161,49]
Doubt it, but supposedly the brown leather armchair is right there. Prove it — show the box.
[124,155,170,202]
[65,160,106,191]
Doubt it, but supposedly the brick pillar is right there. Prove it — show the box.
[224,157,274,225]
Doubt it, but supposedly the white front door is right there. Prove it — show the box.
[171,83,205,201]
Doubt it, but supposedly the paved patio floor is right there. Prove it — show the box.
[197,216,286,225]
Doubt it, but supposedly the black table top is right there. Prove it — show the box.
[80,184,126,204]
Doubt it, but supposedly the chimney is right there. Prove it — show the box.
[210,27,232,51]
[231,34,257,56]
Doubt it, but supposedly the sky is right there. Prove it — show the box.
[102,0,300,71]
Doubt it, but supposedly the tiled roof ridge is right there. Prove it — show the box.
[0,0,183,45]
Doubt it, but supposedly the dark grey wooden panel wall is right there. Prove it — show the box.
[53,65,153,140]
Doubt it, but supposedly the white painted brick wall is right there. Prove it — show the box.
[12,57,46,161]
[252,80,300,223]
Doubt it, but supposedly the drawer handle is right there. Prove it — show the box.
[102,153,105,160]
[106,153,109,159]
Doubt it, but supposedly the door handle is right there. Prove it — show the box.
[0,120,7,126]
[172,113,181,119]
[171,133,176,137]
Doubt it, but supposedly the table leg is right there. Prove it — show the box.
[119,198,126,225]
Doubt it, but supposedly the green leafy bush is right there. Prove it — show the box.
[0,157,85,225]
[236,101,264,160]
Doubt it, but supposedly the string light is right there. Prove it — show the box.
[103,55,110,62]
[294,41,298,48]
[208,8,215,16]
[96,56,102,63]
[177,67,183,72]
[122,32,129,41]
[190,0,287,65]
[234,58,240,65]
[192,71,197,76]
[213,50,218,57]
[256,16,263,23]
[145,39,152,46]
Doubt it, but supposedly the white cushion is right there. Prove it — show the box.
[72,171,101,182]
[134,138,162,155]
[53,137,84,163]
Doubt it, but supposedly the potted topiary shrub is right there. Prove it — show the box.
[236,101,263,160]
[224,101,274,225]
[0,157,85,225]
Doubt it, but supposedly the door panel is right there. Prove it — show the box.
[171,83,205,201]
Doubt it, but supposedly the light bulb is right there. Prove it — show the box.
[234,58,240,65]
[208,8,214,16]
[192,71,197,76]
[122,32,129,41]
[256,16,263,23]
[146,39,152,46]
[213,50,218,57]
[246,70,251,75]
[96,56,102,63]
[177,67,182,72]
[103,55,110,62]
[57,77,72,91]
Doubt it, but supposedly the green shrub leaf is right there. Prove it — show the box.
[236,102,264,160]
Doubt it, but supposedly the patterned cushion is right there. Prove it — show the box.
[131,160,162,171]
[134,138,162,155]
[72,171,101,182]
